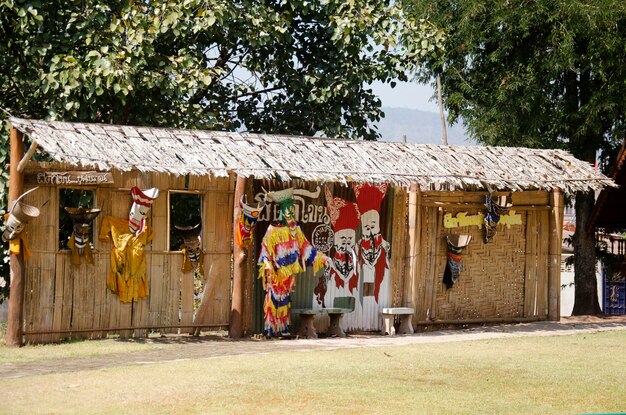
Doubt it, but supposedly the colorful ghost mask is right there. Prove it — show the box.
[266,187,296,230]
[235,195,266,248]
[443,234,472,289]
[65,207,101,265]
[176,222,203,272]
[129,187,159,235]
[2,188,40,242]
[483,193,512,243]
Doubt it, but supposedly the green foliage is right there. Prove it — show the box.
[406,0,626,162]
[0,0,444,300]
[0,0,443,137]
[405,0,626,313]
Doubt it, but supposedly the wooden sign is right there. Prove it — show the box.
[443,211,522,229]
[25,171,114,186]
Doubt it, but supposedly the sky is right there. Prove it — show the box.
[370,80,439,113]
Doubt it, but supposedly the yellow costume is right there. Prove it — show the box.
[68,233,94,265]
[180,246,204,274]
[8,235,31,260]
[99,216,152,302]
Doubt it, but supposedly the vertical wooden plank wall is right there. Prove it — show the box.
[389,186,408,307]
[20,162,234,342]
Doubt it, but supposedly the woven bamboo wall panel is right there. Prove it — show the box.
[430,207,527,321]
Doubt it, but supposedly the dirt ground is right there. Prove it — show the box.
[2,315,626,380]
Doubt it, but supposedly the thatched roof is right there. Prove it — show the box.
[9,117,614,193]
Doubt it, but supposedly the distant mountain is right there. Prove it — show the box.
[374,107,473,146]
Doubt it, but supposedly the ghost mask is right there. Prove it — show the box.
[2,189,41,242]
[129,187,159,235]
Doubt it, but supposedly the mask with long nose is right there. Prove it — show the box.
[129,187,159,235]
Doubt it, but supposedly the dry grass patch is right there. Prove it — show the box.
[1,330,625,414]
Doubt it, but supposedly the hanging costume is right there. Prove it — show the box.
[235,195,266,248]
[258,187,327,337]
[443,234,472,289]
[99,215,153,303]
[258,224,326,337]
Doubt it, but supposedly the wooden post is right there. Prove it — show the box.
[407,183,421,317]
[229,175,247,338]
[548,188,564,321]
[6,126,25,347]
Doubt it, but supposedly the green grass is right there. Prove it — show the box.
[1,331,625,414]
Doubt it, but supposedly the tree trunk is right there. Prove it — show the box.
[571,190,602,315]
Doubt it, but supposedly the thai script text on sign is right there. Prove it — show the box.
[443,211,522,229]
[26,171,114,186]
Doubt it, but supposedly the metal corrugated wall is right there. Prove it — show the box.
[251,180,394,334]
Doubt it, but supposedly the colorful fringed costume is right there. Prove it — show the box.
[258,224,326,337]
[99,216,152,302]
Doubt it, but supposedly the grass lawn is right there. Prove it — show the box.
[1,330,625,414]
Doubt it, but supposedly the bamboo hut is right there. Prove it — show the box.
[4,117,614,345]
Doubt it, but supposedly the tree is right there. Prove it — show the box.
[406,0,626,314]
[0,0,443,138]
[0,0,444,301]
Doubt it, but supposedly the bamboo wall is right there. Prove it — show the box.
[407,190,562,325]
[17,162,562,342]
[20,162,234,343]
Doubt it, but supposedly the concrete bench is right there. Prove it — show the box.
[381,307,415,336]
[291,309,322,339]
[293,297,356,339]
[324,296,355,338]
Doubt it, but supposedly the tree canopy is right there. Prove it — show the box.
[0,0,443,139]
[406,0,626,314]
[0,0,444,301]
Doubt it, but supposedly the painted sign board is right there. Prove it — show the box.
[25,171,114,186]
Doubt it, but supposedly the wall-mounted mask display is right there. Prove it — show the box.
[235,195,266,248]
[129,186,159,235]
[2,188,40,243]
[443,234,472,289]
[484,193,512,243]
[175,222,203,273]
[64,207,101,265]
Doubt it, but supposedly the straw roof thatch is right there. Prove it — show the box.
[9,117,614,193]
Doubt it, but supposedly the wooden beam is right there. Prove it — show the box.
[16,141,37,173]
[6,126,25,347]
[548,188,564,321]
[229,175,247,338]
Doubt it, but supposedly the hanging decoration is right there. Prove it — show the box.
[235,194,266,248]
[483,193,512,243]
[129,186,159,236]
[65,207,101,265]
[258,188,328,337]
[315,185,360,306]
[443,234,473,289]
[2,187,40,243]
[99,216,153,302]
[176,222,203,273]
[352,183,389,303]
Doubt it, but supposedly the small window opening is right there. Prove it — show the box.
[169,192,202,251]
[59,189,95,250]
